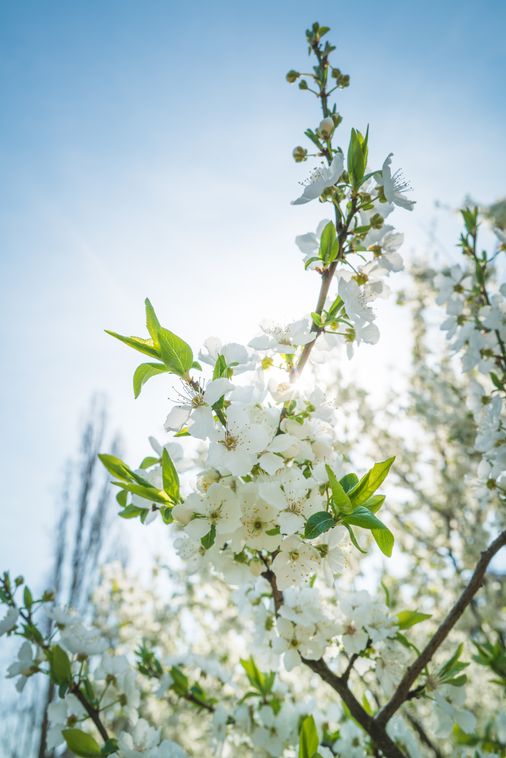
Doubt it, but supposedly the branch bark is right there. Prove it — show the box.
[377,529,506,725]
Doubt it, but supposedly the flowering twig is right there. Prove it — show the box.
[377,529,506,725]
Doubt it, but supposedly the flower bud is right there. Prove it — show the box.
[331,67,341,79]
[332,113,343,128]
[318,117,335,139]
[285,70,300,83]
[298,79,308,91]
[292,146,308,163]
[340,74,350,88]
[370,213,384,229]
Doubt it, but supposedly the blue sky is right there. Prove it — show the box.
[0,0,505,581]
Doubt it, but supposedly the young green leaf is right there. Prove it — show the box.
[158,328,194,377]
[349,457,395,505]
[371,527,394,557]
[318,221,339,264]
[201,524,216,549]
[105,331,160,359]
[304,511,336,539]
[49,644,72,686]
[396,610,432,629]
[144,298,161,346]
[342,506,394,556]
[162,448,180,501]
[347,126,369,189]
[62,729,101,757]
[325,464,353,514]
[98,454,135,482]
[298,714,319,758]
[133,362,168,398]
[339,473,359,492]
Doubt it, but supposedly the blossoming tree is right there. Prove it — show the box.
[1,21,505,758]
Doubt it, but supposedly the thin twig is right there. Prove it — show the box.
[377,529,506,725]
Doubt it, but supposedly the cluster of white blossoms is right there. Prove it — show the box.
[434,213,506,507]
[3,22,505,758]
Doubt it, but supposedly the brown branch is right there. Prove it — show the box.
[261,569,406,758]
[377,529,506,725]
[69,684,110,743]
[303,658,406,758]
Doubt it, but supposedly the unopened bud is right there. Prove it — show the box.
[298,79,308,91]
[331,67,341,79]
[340,74,350,88]
[318,117,334,139]
[332,113,343,128]
[292,146,308,163]
[286,70,300,84]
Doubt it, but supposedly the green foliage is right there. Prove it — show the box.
[298,714,320,758]
[161,449,180,501]
[318,221,340,265]
[133,362,168,398]
[240,657,276,697]
[473,637,506,687]
[62,729,101,757]
[348,457,395,506]
[396,610,431,629]
[48,644,72,686]
[326,464,353,514]
[106,298,194,397]
[341,505,394,556]
[347,127,369,189]
[437,643,470,687]
[304,511,336,539]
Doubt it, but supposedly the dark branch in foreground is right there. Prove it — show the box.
[262,568,406,758]
[377,529,506,725]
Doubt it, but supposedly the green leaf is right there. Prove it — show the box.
[62,729,101,757]
[213,354,229,380]
[240,657,275,695]
[49,644,72,686]
[144,298,161,346]
[111,481,169,505]
[161,449,180,501]
[105,330,160,359]
[133,362,168,398]
[347,126,369,189]
[343,507,394,556]
[23,586,33,610]
[361,494,386,513]
[201,524,216,549]
[158,328,194,376]
[318,221,339,264]
[98,454,134,482]
[339,473,358,492]
[139,456,160,469]
[116,489,128,507]
[343,523,367,553]
[349,457,395,505]
[298,714,319,758]
[371,526,394,557]
[118,505,146,519]
[325,464,353,514]
[304,511,336,539]
[397,610,432,629]
[343,506,385,530]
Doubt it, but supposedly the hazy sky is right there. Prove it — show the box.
[1,0,505,581]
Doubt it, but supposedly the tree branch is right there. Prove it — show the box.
[262,568,406,758]
[377,529,506,725]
